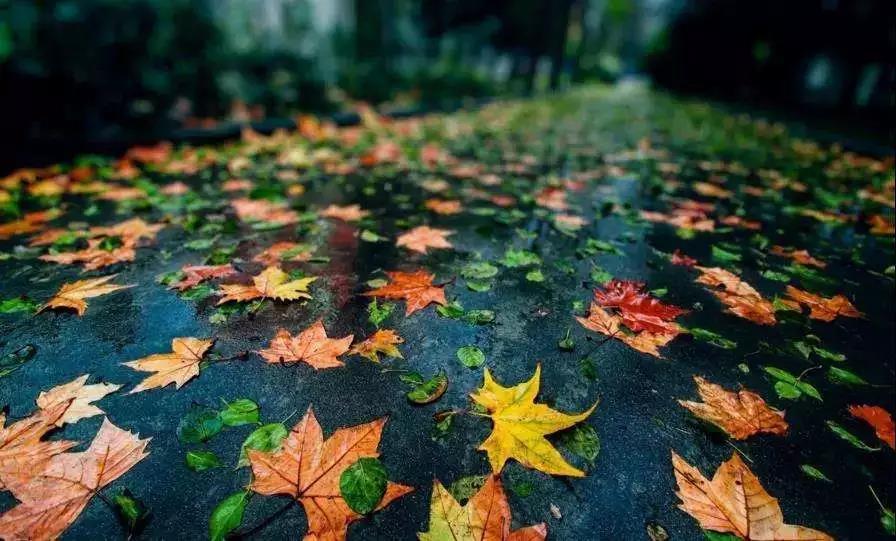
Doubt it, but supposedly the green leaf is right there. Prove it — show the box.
[209,491,249,541]
[500,249,541,268]
[525,268,545,282]
[761,270,791,282]
[774,381,802,400]
[461,261,499,279]
[238,423,288,467]
[360,229,386,242]
[0,297,40,314]
[406,372,448,404]
[687,327,737,349]
[465,279,492,292]
[180,283,216,301]
[367,299,394,328]
[0,344,36,378]
[589,266,613,285]
[177,407,223,444]
[220,399,260,427]
[813,346,846,362]
[186,450,223,472]
[447,475,487,503]
[763,366,821,401]
[711,245,742,263]
[558,328,575,351]
[339,458,388,515]
[463,309,495,325]
[800,464,832,482]
[703,531,740,541]
[558,425,600,465]
[882,507,896,536]
[457,346,485,368]
[827,366,868,386]
[112,489,149,535]
[826,421,879,452]
[436,301,464,319]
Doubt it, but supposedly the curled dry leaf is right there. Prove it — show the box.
[695,266,776,325]
[396,225,454,254]
[349,329,404,363]
[41,274,133,316]
[471,364,597,477]
[783,286,862,322]
[123,337,213,393]
[218,266,316,304]
[259,319,353,369]
[170,264,236,291]
[363,270,447,315]
[418,475,547,541]
[0,418,150,540]
[248,407,412,541]
[672,451,832,540]
[848,405,895,450]
[36,374,122,426]
[678,376,788,440]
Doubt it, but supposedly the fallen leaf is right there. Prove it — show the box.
[259,319,353,369]
[231,198,298,225]
[575,303,677,358]
[678,376,788,439]
[170,264,236,291]
[418,475,547,541]
[252,242,312,265]
[396,225,454,254]
[40,238,137,270]
[424,198,462,215]
[123,337,213,393]
[0,418,149,540]
[320,203,370,222]
[40,275,132,315]
[363,270,447,315]
[349,329,404,362]
[672,451,832,540]
[36,375,122,426]
[593,280,686,334]
[848,405,895,450]
[0,402,77,495]
[770,246,826,269]
[784,286,862,322]
[248,408,412,541]
[218,266,316,304]
[695,266,776,325]
[471,364,597,476]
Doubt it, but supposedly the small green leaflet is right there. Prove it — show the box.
[220,399,260,426]
[826,421,879,452]
[339,458,388,515]
[112,489,150,536]
[186,450,222,472]
[687,327,737,350]
[558,425,600,466]
[209,491,249,541]
[447,475,487,503]
[589,266,613,285]
[0,297,40,314]
[525,268,545,282]
[177,407,223,444]
[457,346,485,368]
[711,245,742,263]
[406,372,448,404]
[461,261,499,279]
[827,366,868,386]
[800,464,832,482]
[763,366,822,401]
[367,299,394,328]
[558,328,575,351]
[500,249,541,268]
[237,423,289,467]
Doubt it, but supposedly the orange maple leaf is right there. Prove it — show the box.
[396,225,454,254]
[695,266,776,325]
[248,408,412,541]
[349,329,404,362]
[424,198,462,215]
[231,198,298,225]
[40,238,137,270]
[770,246,826,269]
[252,242,312,266]
[0,402,78,496]
[783,286,862,322]
[88,218,163,244]
[320,204,370,222]
[259,319,353,369]
[217,266,316,304]
[848,405,895,450]
[40,274,132,315]
[678,376,788,439]
[575,304,676,357]
[122,337,213,393]
[170,264,236,291]
[363,270,447,315]
[0,418,149,540]
[673,451,832,540]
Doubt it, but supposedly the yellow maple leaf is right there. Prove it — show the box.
[218,266,316,304]
[122,337,213,393]
[471,364,597,477]
[40,274,133,316]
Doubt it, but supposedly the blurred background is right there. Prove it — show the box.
[1,0,893,169]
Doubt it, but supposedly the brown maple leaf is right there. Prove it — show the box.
[123,337,213,393]
[170,264,236,291]
[0,402,77,496]
[363,270,447,316]
[848,405,895,450]
[678,376,788,440]
[320,203,370,222]
[40,274,133,315]
[672,451,832,540]
[783,286,862,322]
[88,218,163,244]
[575,303,676,358]
[217,266,316,304]
[36,375,121,426]
[396,225,454,254]
[695,266,776,325]
[248,408,412,541]
[0,418,149,540]
[259,319,353,369]
[349,329,404,363]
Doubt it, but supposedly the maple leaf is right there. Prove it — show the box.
[471,364,597,476]
[259,319,353,369]
[783,286,862,322]
[672,451,832,540]
[678,376,787,440]
[88,218,163,244]
[170,264,236,291]
[695,266,776,325]
[396,226,454,254]
[122,337,213,393]
[0,211,57,240]
[248,408,412,541]
[424,198,462,215]
[363,270,447,315]
[848,405,895,450]
[320,203,370,222]
[231,198,298,225]
[671,249,698,267]
[349,329,404,362]
[36,375,121,426]
[40,238,137,270]
[0,402,78,496]
[418,475,547,541]
[218,266,316,304]
[770,246,826,269]
[593,280,686,334]
[252,242,312,265]
[0,418,149,540]
[40,274,132,315]
[575,303,677,358]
